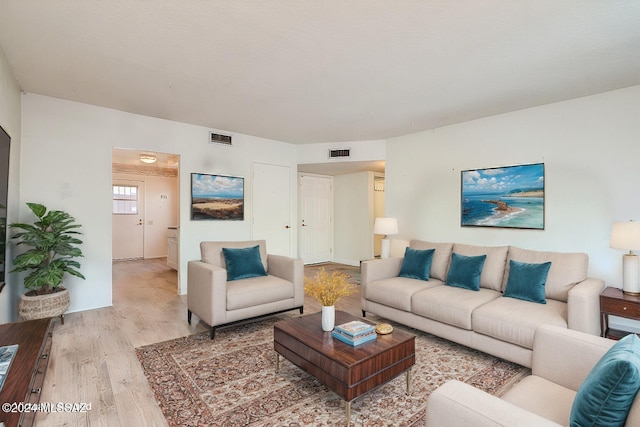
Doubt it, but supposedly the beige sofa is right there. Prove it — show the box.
[426,325,640,427]
[361,240,605,368]
[187,240,304,338]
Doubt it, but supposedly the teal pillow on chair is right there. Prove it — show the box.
[222,245,268,281]
[446,252,486,291]
[570,333,640,427]
[503,259,551,304]
[398,247,435,281]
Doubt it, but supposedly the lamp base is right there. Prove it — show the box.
[380,238,391,259]
[622,254,640,295]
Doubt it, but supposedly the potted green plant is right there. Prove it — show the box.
[10,202,85,323]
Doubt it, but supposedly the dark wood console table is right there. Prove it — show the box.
[0,318,54,427]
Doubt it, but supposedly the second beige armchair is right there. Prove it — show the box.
[187,240,304,339]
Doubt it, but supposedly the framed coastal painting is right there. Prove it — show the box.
[191,173,244,220]
[461,163,545,229]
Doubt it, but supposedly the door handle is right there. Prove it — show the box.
[138,219,143,225]
[301,224,307,227]
[285,225,290,229]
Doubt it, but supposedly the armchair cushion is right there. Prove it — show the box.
[201,240,268,271]
[222,245,267,281]
[570,333,640,427]
[226,275,295,310]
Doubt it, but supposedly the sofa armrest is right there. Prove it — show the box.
[361,257,404,284]
[567,277,605,335]
[531,324,614,391]
[426,380,562,427]
[187,260,228,326]
[267,254,304,307]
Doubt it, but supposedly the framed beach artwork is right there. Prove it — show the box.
[191,173,244,220]
[461,163,545,229]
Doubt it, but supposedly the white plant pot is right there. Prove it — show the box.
[322,305,335,331]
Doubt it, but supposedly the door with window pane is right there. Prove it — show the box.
[112,180,145,259]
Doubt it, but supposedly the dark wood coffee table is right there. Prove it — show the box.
[273,311,415,425]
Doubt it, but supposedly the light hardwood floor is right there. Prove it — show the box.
[36,258,363,426]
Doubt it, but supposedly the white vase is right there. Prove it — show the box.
[322,305,335,331]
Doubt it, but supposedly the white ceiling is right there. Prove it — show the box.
[0,1,639,144]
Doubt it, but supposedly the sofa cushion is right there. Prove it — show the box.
[201,240,269,271]
[222,245,268,281]
[446,253,486,291]
[366,277,442,312]
[570,333,640,427]
[452,244,509,291]
[503,246,587,302]
[226,275,294,310]
[412,286,501,330]
[399,247,435,281]
[472,297,567,349]
[410,240,453,281]
[503,260,551,304]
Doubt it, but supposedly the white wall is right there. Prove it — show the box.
[333,171,374,265]
[18,94,298,316]
[297,139,385,164]
[0,46,22,323]
[386,85,640,330]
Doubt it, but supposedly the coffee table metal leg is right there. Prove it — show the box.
[346,400,351,426]
[406,367,412,394]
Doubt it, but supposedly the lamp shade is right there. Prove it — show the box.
[610,221,640,251]
[374,217,399,236]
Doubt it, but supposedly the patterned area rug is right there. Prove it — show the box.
[136,316,529,426]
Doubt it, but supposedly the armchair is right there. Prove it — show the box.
[187,240,304,338]
[426,325,640,426]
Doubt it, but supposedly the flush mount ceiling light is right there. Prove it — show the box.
[139,153,157,164]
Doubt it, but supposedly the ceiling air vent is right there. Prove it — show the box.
[329,148,351,159]
[210,132,232,146]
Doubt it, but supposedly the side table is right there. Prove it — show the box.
[600,286,640,339]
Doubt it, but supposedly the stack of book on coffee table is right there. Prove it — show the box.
[331,320,377,346]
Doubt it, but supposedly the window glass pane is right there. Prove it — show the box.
[113,185,138,214]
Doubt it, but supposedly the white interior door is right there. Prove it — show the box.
[252,163,292,256]
[299,174,333,264]
[112,180,145,259]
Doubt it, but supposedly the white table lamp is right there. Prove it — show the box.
[610,221,640,295]
[374,217,399,259]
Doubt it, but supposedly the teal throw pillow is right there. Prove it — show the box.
[398,247,434,281]
[570,333,640,427]
[222,245,268,281]
[446,253,486,291]
[503,259,551,304]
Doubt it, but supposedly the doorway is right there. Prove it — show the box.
[111,148,180,271]
[298,174,333,264]
[112,179,145,259]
